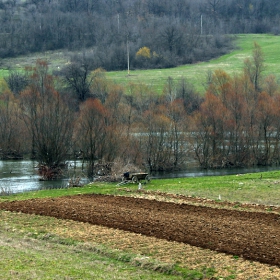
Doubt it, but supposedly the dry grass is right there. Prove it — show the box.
[53,219,280,279]
[1,194,280,280]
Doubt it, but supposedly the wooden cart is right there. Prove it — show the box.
[117,172,151,186]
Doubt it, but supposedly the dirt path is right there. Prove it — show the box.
[1,193,280,266]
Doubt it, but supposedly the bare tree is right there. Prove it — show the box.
[75,98,108,177]
[4,70,29,96]
[243,42,265,92]
[20,60,74,179]
[0,92,23,159]
[63,60,93,102]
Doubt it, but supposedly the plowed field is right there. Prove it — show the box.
[1,193,280,266]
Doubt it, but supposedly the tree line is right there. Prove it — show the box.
[2,0,280,70]
[1,43,280,179]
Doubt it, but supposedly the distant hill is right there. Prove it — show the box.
[1,34,280,95]
[1,0,280,71]
[106,34,280,94]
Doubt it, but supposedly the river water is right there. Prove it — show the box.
[0,160,90,194]
[0,160,279,194]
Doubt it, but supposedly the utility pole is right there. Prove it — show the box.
[201,14,203,35]
[127,35,130,75]
[117,13,120,33]
[126,10,131,76]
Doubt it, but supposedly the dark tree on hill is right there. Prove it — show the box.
[5,71,29,96]
[63,61,93,102]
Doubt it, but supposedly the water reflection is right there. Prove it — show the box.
[0,160,90,193]
[152,166,280,178]
[0,160,279,193]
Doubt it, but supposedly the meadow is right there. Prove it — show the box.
[2,169,280,205]
[106,34,280,93]
[1,34,280,94]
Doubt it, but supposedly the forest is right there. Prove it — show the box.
[1,42,280,179]
[1,0,280,70]
[1,0,280,179]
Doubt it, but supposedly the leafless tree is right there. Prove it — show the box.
[63,60,94,102]
[20,60,74,179]
[0,92,23,159]
[4,70,29,96]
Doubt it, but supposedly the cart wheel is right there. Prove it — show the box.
[122,176,126,182]
[145,175,151,183]
[132,176,138,183]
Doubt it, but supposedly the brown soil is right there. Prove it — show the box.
[1,193,280,266]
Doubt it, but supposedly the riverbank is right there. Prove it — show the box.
[2,169,280,206]
[1,159,280,194]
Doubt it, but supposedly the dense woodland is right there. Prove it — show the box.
[1,0,280,179]
[1,0,280,69]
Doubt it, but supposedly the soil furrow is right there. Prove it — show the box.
[1,194,279,266]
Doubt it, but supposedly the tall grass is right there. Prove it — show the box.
[0,183,12,196]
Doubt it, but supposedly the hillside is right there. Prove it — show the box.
[1,34,280,94]
[106,34,280,93]
[1,0,280,71]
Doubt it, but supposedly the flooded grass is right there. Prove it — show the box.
[0,184,12,196]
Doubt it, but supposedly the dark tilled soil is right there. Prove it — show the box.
[1,194,280,266]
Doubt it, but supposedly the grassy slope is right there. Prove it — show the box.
[1,34,280,94]
[106,34,280,93]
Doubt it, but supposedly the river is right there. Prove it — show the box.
[0,160,279,194]
[0,160,90,194]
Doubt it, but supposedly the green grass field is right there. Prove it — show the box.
[1,34,280,94]
[106,34,280,93]
[0,211,183,280]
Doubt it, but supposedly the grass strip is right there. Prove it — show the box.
[0,210,210,280]
[2,170,280,206]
